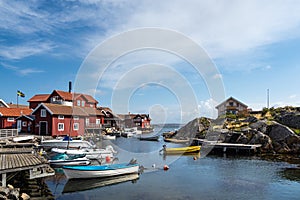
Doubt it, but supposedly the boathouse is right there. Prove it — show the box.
[215,97,248,117]
[117,113,151,129]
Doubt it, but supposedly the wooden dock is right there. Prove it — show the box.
[192,139,262,154]
[0,147,54,187]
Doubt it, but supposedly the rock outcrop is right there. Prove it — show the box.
[175,111,300,154]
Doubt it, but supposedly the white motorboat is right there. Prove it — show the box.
[40,136,95,149]
[51,145,117,160]
[102,135,116,140]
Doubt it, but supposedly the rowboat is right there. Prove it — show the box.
[138,135,160,141]
[163,137,190,143]
[51,145,116,160]
[62,161,139,179]
[63,173,139,193]
[48,154,91,166]
[162,145,201,154]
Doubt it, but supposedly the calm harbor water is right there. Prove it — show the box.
[45,126,300,200]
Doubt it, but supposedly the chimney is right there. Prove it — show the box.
[69,81,72,93]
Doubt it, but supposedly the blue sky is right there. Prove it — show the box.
[1,0,300,123]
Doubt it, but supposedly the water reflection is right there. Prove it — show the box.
[62,174,139,193]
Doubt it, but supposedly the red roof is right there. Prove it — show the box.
[28,94,50,102]
[52,90,98,104]
[0,107,32,117]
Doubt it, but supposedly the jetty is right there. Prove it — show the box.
[193,139,262,154]
[0,143,54,187]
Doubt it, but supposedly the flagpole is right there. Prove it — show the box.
[17,91,19,108]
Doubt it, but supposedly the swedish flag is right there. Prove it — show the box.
[17,90,25,98]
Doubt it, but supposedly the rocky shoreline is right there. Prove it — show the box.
[175,107,300,154]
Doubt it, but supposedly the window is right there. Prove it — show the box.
[7,117,14,122]
[86,118,89,126]
[81,101,85,107]
[77,100,81,106]
[73,123,79,130]
[229,102,234,106]
[73,116,79,120]
[22,121,27,127]
[41,109,47,117]
[58,115,64,119]
[96,119,101,124]
[58,123,64,131]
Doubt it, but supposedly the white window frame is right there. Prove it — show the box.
[22,121,27,127]
[96,119,101,125]
[81,101,85,107]
[73,123,79,130]
[58,115,64,119]
[73,116,79,120]
[58,123,64,131]
[86,118,89,126]
[7,117,14,122]
[77,100,81,106]
[41,109,47,117]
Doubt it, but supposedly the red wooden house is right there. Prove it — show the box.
[0,107,32,130]
[32,103,87,136]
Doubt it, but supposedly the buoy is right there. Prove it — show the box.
[163,165,169,171]
[105,156,111,163]
[152,164,156,168]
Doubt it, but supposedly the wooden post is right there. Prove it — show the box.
[2,173,6,187]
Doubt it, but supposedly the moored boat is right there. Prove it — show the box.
[139,135,160,141]
[40,136,95,149]
[161,145,201,154]
[62,160,139,179]
[48,154,91,166]
[51,145,116,160]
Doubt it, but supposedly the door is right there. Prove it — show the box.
[39,121,48,136]
[17,120,22,133]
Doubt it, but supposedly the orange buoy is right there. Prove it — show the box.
[163,165,169,171]
[106,156,111,163]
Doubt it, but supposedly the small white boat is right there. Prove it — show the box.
[102,135,116,140]
[48,154,91,166]
[40,136,95,149]
[13,135,34,142]
[63,160,139,179]
[51,145,117,160]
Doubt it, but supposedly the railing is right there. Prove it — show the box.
[0,129,18,138]
[85,123,102,129]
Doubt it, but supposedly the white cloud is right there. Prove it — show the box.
[198,98,218,119]
[0,42,55,60]
[1,63,44,76]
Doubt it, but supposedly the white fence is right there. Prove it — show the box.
[0,129,18,138]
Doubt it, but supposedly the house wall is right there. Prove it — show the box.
[17,117,34,133]
[0,117,16,129]
[33,107,52,136]
[52,116,85,137]
[217,99,248,116]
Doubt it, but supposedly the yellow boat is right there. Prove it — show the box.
[163,145,201,154]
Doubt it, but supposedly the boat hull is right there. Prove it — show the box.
[49,158,91,166]
[164,146,201,154]
[51,147,114,160]
[63,164,139,179]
